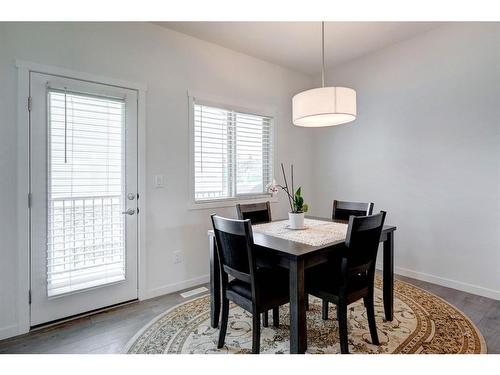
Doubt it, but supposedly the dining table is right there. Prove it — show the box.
[207,216,397,354]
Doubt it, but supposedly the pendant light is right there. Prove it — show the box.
[292,22,357,127]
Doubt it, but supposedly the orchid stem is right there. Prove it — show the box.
[276,185,295,202]
[281,163,294,212]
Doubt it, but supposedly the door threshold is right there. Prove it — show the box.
[30,299,139,331]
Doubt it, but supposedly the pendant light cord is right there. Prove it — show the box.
[321,21,325,88]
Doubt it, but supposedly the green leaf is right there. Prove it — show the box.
[295,186,301,197]
[302,204,309,213]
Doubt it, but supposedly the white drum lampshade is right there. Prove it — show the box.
[292,86,357,127]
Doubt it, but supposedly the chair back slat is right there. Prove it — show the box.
[223,265,251,284]
[211,215,256,285]
[344,211,386,277]
[332,200,374,221]
[236,202,272,224]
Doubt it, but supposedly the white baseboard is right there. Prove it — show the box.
[143,274,210,300]
[0,324,20,341]
[377,263,500,301]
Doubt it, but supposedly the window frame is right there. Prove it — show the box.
[188,92,277,209]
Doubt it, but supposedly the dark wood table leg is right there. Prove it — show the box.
[383,231,394,321]
[209,235,221,328]
[289,257,307,354]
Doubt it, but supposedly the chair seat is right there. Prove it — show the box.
[228,266,289,308]
[306,264,369,300]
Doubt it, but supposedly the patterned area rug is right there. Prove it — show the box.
[125,277,486,354]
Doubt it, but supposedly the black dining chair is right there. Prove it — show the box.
[211,214,289,354]
[306,211,386,354]
[236,201,272,224]
[332,200,374,221]
[236,201,275,326]
[305,200,374,311]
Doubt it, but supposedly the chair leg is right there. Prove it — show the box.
[217,297,230,349]
[262,311,269,327]
[337,302,349,354]
[272,307,279,327]
[364,295,380,345]
[252,313,261,354]
[322,300,329,320]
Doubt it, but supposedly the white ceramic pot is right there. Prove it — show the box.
[288,212,305,229]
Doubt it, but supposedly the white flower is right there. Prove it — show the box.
[266,179,279,196]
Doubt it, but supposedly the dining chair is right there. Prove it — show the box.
[308,200,374,312]
[236,201,274,326]
[211,214,289,354]
[306,211,386,354]
[332,200,374,221]
[236,201,272,224]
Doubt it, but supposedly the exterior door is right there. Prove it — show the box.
[30,72,138,326]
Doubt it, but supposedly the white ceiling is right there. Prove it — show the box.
[156,22,444,76]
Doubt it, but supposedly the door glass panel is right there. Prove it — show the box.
[47,90,126,297]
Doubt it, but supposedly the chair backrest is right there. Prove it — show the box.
[236,202,272,224]
[343,211,386,279]
[332,200,374,221]
[211,214,256,286]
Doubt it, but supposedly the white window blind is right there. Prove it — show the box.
[47,89,126,297]
[193,101,273,202]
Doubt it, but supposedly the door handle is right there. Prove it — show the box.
[122,208,136,215]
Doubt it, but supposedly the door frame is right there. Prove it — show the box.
[16,60,148,336]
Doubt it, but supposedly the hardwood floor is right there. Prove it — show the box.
[0,276,498,354]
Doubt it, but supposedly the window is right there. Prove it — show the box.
[193,100,273,202]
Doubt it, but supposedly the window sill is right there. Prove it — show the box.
[187,195,278,211]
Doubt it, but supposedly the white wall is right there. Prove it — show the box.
[309,23,500,299]
[0,22,315,338]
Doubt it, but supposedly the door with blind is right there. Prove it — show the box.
[30,73,138,326]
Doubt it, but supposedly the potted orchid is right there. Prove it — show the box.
[267,163,309,229]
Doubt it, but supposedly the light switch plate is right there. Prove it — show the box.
[154,174,165,188]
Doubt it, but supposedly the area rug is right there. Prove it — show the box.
[125,276,487,354]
